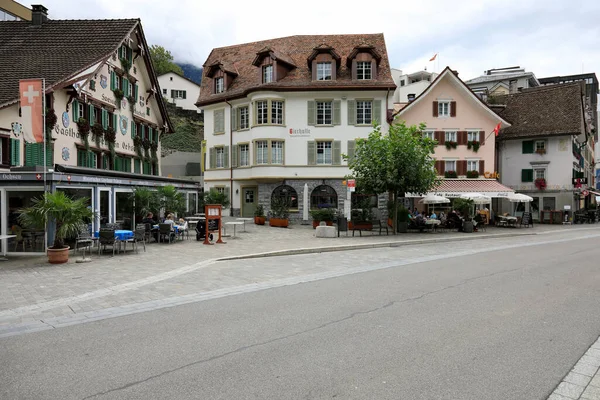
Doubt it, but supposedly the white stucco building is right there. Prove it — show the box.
[158,72,201,113]
[391,68,438,106]
[197,34,396,218]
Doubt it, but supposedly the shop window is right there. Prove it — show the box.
[310,185,337,209]
[271,185,298,209]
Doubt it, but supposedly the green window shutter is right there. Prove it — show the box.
[131,121,135,139]
[333,100,341,125]
[171,90,175,98]
[347,140,356,164]
[10,139,20,166]
[231,144,238,168]
[110,71,115,91]
[148,127,153,142]
[521,169,534,182]
[223,146,229,168]
[46,144,53,167]
[307,141,316,165]
[182,91,186,99]
[88,105,95,124]
[307,100,316,126]
[332,140,341,165]
[112,114,117,132]
[372,100,381,125]
[134,159,140,174]
[209,148,216,169]
[347,100,356,125]
[102,109,108,129]
[72,100,79,122]
[135,84,138,99]
[123,78,129,97]
[522,140,534,154]
[231,109,238,131]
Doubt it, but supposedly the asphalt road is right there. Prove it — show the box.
[2,233,600,399]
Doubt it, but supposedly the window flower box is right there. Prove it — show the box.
[535,148,546,155]
[467,140,480,152]
[444,170,458,178]
[535,178,547,190]
[466,170,479,178]
[445,141,458,150]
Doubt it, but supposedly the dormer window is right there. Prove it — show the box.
[215,77,224,94]
[263,65,273,83]
[317,62,332,81]
[357,61,372,80]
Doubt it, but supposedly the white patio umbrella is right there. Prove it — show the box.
[460,193,491,205]
[507,193,533,202]
[419,194,450,213]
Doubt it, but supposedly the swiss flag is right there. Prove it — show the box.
[19,79,44,143]
[493,122,502,136]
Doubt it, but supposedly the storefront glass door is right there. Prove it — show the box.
[6,189,46,253]
[99,189,111,228]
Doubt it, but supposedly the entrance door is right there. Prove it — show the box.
[242,187,257,217]
[99,189,111,228]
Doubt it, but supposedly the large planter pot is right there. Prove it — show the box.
[387,218,393,228]
[47,246,70,264]
[312,220,333,229]
[397,221,408,233]
[254,216,266,225]
[463,221,474,233]
[269,218,289,228]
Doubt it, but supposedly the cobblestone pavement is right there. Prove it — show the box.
[548,336,600,400]
[1,220,598,337]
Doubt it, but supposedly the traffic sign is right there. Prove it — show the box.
[347,179,356,192]
[582,190,589,196]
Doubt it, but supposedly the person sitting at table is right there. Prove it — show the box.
[430,211,437,220]
[142,212,155,225]
[163,214,177,231]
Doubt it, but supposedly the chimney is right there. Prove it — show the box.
[407,94,416,102]
[31,5,48,26]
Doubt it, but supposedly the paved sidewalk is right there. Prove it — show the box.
[548,335,600,400]
[0,221,598,337]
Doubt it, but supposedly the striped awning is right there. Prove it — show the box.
[407,179,515,198]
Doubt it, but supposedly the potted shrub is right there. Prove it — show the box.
[535,178,547,190]
[310,208,336,228]
[350,206,373,230]
[453,197,475,233]
[466,170,479,178]
[467,140,480,152]
[254,204,266,225]
[18,191,95,264]
[445,141,458,150]
[269,197,290,228]
[396,206,410,233]
[444,170,458,178]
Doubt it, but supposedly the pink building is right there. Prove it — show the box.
[395,67,514,200]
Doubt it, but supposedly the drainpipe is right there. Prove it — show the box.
[226,100,233,216]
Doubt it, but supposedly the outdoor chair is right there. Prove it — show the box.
[144,223,153,242]
[98,228,119,256]
[75,223,94,256]
[371,209,389,236]
[126,224,146,253]
[158,223,175,244]
[177,221,189,240]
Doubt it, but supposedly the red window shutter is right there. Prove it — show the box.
[479,130,485,145]
[458,160,467,176]
[371,60,377,79]
[351,60,357,80]
[435,131,445,145]
[312,60,317,81]
[479,160,485,175]
[450,101,457,117]
[432,101,438,117]
[435,160,444,175]
[458,131,466,145]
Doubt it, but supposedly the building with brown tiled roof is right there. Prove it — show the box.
[0,5,199,255]
[494,82,595,219]
[196,34,396,219]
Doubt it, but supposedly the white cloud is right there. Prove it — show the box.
[41,0,599,81]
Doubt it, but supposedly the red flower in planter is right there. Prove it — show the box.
[535,178,547,190]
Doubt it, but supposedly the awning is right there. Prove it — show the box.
[406,179,515,198]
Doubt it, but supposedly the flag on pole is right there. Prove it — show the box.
[19,79,44,143]
[429,53,437,62]
[493,122,502,136]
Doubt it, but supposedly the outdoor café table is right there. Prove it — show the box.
[425,219,441,231]
[95,230,134,251]
[235,217,253,232]
[224,221,244,237]
[0,234,16,261]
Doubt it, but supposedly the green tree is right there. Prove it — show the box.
[346,121,440,233]
[149,45,184,76]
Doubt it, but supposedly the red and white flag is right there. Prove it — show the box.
[19,79,44,143]
[493,122,502,136]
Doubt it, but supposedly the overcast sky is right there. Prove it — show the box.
[40,0,599,81]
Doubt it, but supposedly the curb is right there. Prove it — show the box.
[219,231,538,261]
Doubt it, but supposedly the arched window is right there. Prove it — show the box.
[271,185,298,209]
[310,185,338,209]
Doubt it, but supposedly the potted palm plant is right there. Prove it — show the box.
[269,197,290,228]
[453,197,475,233]
[254,204,266,225]
[18,191,95,264]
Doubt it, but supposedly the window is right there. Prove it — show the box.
[445,160,456,172]
[272,185,298,209]
[467,160,479,171]
[310,185,338,209]
[357,61,372,80]
[214,109,224,134]
[400,80,405,86]
[423,131,435,140]
[172,90,186,99]
[445,131,457,142]
[239,106,249,130]
[271,101,283,124]
[316,141,332,165]
[317,62,332,81]
[78,102,85,121]
[535,169,546,180]
[170,77,173,81]
[256,101,268,125]
[215,77,224,94]
[271,141,284,164]
[356,100,372,125]
[468,131,479,142]
[146,107,150,116]
[77,149,96,168]
[351,193,378,209]
[438,101,450,117]
[535,140,546,151]
[263,65,273,83]
[239,144,249,166]
[162,89,167,95]
[215,147,225,168]
[316,101,332,125]
[256,140,268,164]
[115,75,120,91]
[215,187,225,195]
